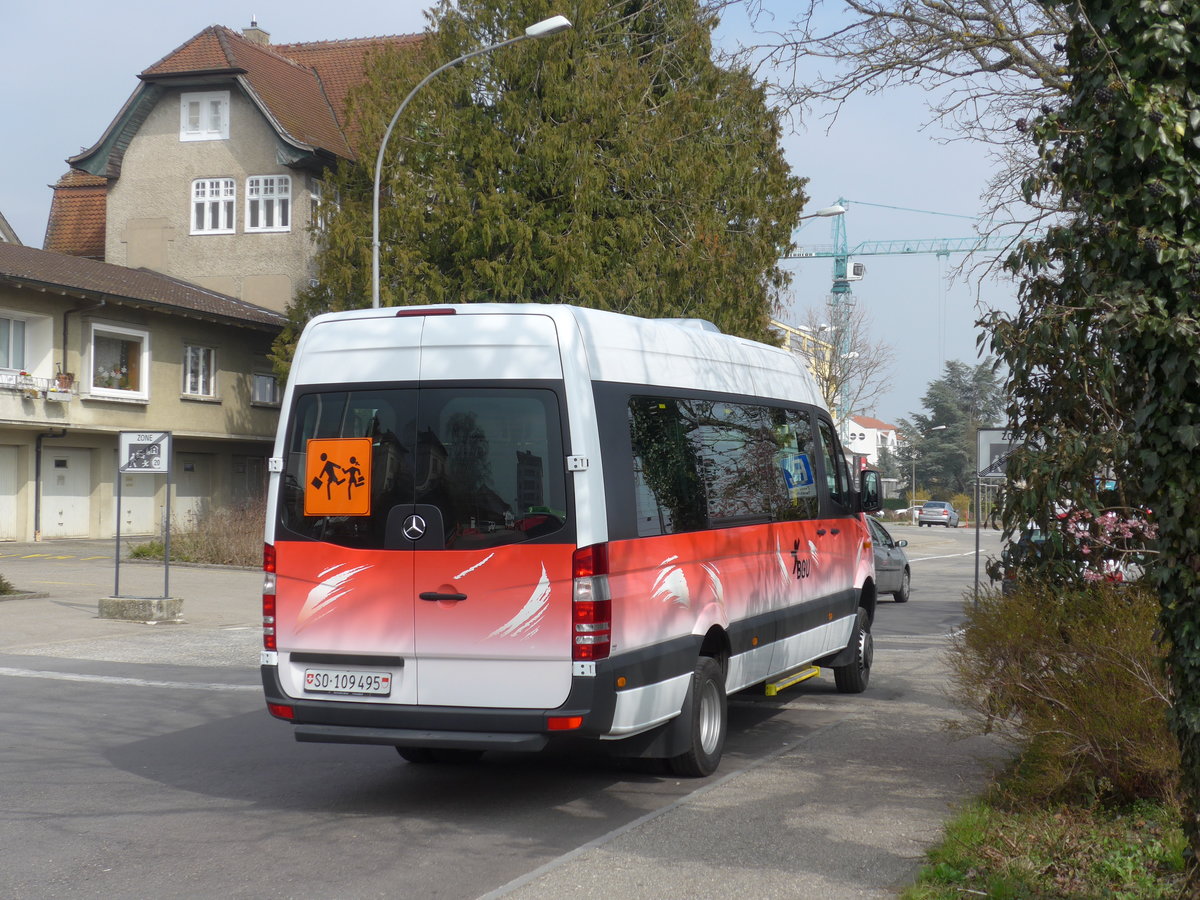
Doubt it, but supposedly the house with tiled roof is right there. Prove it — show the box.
[844,414,899,467]
[45,21,419,312]
[0,241,284,540]
[0,211,20,245]
[4,20,422,541]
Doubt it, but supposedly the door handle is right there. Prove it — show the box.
[419,592,467,602]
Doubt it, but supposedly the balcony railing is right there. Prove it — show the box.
[0,372,77,400]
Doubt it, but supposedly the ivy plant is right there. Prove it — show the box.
[985,0,1200,885]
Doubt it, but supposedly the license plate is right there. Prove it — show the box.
[304,668,392,696]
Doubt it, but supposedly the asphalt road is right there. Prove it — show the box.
[0,525,1008,900]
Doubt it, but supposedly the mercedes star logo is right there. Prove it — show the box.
[402,514,427,541]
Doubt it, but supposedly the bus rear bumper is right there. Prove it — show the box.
[294,723,548,752]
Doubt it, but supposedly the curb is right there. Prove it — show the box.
[0,591,51,602]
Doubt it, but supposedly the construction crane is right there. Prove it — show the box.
[783,197,1027,425]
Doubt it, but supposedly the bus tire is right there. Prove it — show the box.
[833,608,873,694]
[396,747,483,764]
[668,656,727,777]
[396,747,435,763]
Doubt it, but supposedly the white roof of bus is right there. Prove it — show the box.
[294,304,825,408]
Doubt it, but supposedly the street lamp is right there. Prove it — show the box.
[798,204,846,221]
[370,14,573,309]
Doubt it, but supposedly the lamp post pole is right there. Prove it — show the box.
[910,424,947,520]
[371,15,572,309]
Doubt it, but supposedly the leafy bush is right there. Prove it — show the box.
[0,572,15,595]
[947,582,1177,803]
[129,498,265,568]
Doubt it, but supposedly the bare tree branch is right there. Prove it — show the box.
[717,0,1071,219]
[791,302,895,419]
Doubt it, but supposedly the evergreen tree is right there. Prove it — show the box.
[272,0,806,371]
[898,359,1003,496]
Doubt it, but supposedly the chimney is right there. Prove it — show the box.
[242,17,270,46]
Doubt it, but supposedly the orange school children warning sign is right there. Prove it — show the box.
[304,438,372,516]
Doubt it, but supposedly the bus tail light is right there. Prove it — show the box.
[262,542,277,651]
[267,703,294,720]
[572,543,611,661]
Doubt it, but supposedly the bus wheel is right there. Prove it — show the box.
[396,747,435,763]
[668,656,727,777]
[432,749,484,763]
[833,608,873,694]
[396,747,483,764]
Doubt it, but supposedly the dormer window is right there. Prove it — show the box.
[180,91,230,141]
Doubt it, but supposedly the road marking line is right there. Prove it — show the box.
[0,666,258,692]
[911,551,978,561]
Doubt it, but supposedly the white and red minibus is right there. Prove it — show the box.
[261,304,882,775]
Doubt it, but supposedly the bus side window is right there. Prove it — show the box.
[772,408,819,521]
[629,397,707,535]
[816,417,851,512]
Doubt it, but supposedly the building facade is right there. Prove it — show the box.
[0,243,284,540]
[843,414,899,468]
[46,23,419,312]
[3,21,422,542]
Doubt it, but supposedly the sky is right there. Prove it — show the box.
[0,1,1018,427]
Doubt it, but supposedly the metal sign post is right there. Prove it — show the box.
[974,428,1021,605]
[116,432,172,599]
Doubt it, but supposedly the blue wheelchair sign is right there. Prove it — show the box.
[782,453,815,493]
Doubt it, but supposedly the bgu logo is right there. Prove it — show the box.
[790,539,811,579]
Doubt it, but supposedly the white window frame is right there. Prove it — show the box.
[191,178,236,235]
[252,372,281,405]
[310,177,340,231]
[89,323,150,400]
[0,314,27,372]
[246,175,291,233]
[180,91,230,141]
[183,345,217,398]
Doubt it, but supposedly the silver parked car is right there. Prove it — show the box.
[868,516,911,602]
[917,500,960,528]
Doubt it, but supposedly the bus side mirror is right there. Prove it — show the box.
[860,470,882,513]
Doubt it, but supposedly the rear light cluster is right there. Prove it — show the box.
[262,542,277,651]
[571,543,611,661]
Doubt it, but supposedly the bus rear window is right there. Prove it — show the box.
[279,388,568,550]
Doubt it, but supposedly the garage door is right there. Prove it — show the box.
[0,446,18,540]
[115,470,157,535]
[174,452,212,528]
[42,447,92,538]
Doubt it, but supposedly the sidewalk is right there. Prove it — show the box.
[0,539,263,667]
[494,643,1009,899]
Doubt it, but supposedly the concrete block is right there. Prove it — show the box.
[98,596,184,623]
